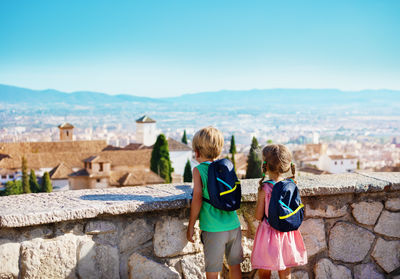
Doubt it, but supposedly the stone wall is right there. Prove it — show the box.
[0,172,399,279]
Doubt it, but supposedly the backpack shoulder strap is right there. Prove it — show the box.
[262,180,275,190]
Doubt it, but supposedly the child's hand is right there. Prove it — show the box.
[186,226,195,243]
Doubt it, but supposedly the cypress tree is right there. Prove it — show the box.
[159,158,171,183]
[181,130,188,144]
[150,134,173,183]
[229,135,237,155]
[183,160,192,182]
[41,172,53,193]
[230,135,237,169]
[231,153,236,170]
[29,169,40,193]
[246,137,262,178]
[21,156,31,193]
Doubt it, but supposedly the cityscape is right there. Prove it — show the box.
[0,84,399,193]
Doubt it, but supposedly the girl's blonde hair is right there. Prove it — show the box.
[258,144,296,190]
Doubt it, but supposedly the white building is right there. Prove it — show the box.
[168,138,193,176]
[136,115,157,146]
[318,154,357,174]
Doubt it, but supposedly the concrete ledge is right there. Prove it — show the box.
[0,172,399,228]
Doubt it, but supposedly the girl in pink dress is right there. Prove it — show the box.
[251,144,307,279]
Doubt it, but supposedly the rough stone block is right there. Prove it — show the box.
[77,239,119,279]
[181,253,205,279]
[351,201,383,225]
[305,204,347,218]
[85,220,116,235]
[354,263,384,279]
[119,218,154,254]
[20,235,78,279]
[292,271,309,279]
[371,238,400,273]
[240,237,254,273]
[154,216,201,257]
[314,258,352,279]
[0,239,20,279]
[299,218,326,257]
[329,222,375,263]
[128,253,180,279]
[55,222,84,235]
[120,241,153,279]
[385,197,400,211]
[374,210,400,238]
[23,226,53,240]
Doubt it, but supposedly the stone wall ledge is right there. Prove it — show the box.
[0,172,399,228]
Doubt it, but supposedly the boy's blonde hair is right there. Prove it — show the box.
[192,126,224,159]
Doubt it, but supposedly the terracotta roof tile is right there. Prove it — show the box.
[123,143,152,151]
[49,162,73,179]
[168,138,192,152]
[0,140,107,155]
[329,155,357,160]
[110,168,164,186]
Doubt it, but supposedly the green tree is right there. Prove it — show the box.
[230,135,237,169]
[267,139,273,144]
[159,158,171,183]
[29,169,40,193]
[229,135,237,154]
[181,130,188,144]
[357,160,361,170]
[41,172,53,193]
[246,137,262,178]
[183,160,192,182]
[3,180,23,196]
[21,156,31,193]
[231,153,236,170]
[150,134,173,183]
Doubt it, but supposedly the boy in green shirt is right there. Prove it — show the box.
[186,126,243,279]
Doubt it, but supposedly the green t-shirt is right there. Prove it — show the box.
[196,162,240,232]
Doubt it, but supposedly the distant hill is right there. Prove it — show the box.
[1,84,399,114]
[0,84,158,105]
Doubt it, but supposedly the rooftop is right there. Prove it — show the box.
[58,122,74,129]
[167,138,192,152]
[136,115,156,123]
[49,162,73,180]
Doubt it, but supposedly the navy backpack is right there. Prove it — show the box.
[203,159,241,211]
[264,179,304,232]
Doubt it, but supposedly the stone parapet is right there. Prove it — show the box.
[0,172,399,278]
[1,172,399,228]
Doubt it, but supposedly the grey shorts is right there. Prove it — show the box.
[200,227,244,272]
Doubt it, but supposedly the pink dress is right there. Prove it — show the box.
[251,182,307,270]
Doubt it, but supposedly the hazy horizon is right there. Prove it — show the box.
[1,83,400,99]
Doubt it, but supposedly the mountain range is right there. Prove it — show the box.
[1,83,399,115]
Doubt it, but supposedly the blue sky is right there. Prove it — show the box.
[0,0,399,97]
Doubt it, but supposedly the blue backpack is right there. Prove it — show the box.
[202,159,241,211]
[264,179,304,232]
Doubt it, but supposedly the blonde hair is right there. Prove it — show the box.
[192,126,224,159]
[258,144,296,190]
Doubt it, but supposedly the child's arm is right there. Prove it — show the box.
[254,188,266,221]
[187,167,203,242]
